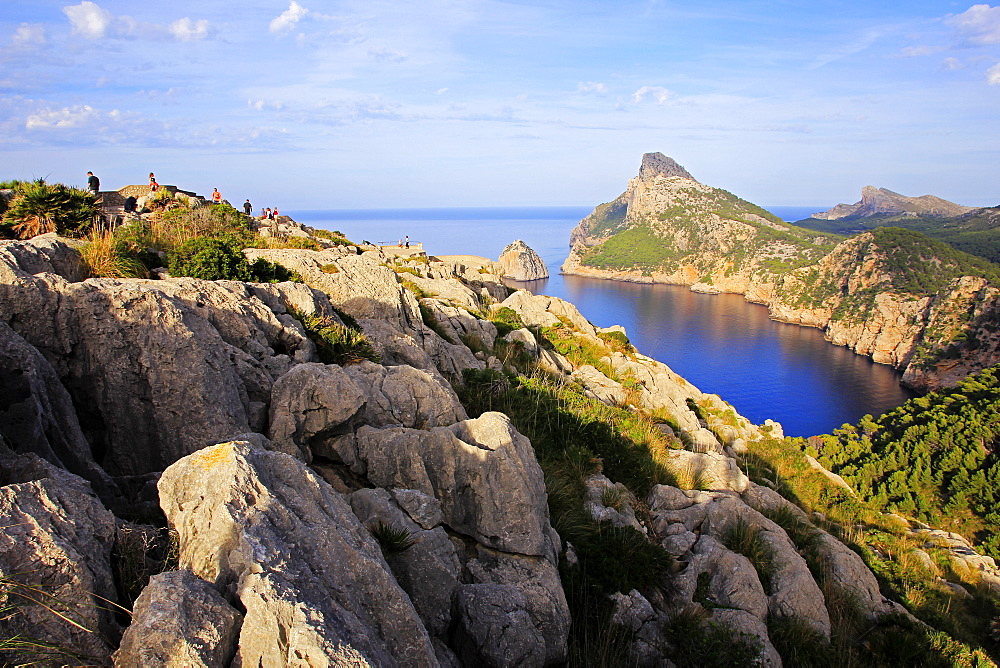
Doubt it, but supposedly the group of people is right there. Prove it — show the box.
[87,170,272,219]
[244,200,280,220]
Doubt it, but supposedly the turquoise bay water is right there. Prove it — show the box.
[286,206,912,437]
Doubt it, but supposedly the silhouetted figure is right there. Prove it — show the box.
[123,196,137,214]
[244,199,252,215]
[86,171,100,193]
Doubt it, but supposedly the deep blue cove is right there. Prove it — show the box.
[286,207,914,437]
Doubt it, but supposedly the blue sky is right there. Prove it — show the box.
[1,1,998,209]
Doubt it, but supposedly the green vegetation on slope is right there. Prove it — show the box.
[806,363,1000,558]
[579,184,834,276]
[795,207,1000,265]
[0,179,97,239]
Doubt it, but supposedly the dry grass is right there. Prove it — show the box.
[79,229,148,279]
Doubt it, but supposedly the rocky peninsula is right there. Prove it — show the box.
[562,153,1000,392]
[1,188,998,666]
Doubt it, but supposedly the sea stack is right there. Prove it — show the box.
[498,240,548,280]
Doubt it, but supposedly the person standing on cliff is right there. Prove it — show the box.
[243,199,252,216]
[212,188,222,205]
[148,173,159,193]
[86,171,100,194]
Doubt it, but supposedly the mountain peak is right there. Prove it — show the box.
[639,153,696,182]
[813,186,973,220]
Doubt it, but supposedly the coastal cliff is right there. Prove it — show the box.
[563,153,1000,391]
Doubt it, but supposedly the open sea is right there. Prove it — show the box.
[285,206,913,437]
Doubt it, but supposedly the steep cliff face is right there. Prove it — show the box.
[563,154,1000,391]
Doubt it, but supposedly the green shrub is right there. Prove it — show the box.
[289,309,380,365]
[489,306,524,336]
[367,521,418,555]
[168,237,252,280]
[278,236,321,251]
[598,330,635,353]
[2,179,97,239]
[663,608,763,668]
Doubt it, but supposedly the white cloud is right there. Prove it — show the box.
[942,56,965,70]
[632,86,671,104]
[26,104,101,129]
[948,4,1000,45]
[62,2,211,41]
[12,23,46,46]
[169,18,210,42]
[436,88,449,95]
[368,47,406,63]
[63,1,112,39]
[577,81,608,94]
[270,1,309,34]
[988,62,1000,84]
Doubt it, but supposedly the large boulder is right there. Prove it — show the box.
[113,569,243,667]
[158,440,438,666]
[267,362,366,460]
[344,360,468,429]
[498,240,549,281]
[453,584,547,668]
[352,413,558,560]
[0,447,119,664]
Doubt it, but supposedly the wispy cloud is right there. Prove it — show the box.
[632,86,671,104]
[577,81,608,94]
[11,23,47,46]
[897,45,944,57]
[948,4,1000,45]
[942,56,965,70]
[61,1,213,41]
[988,62,1000,84]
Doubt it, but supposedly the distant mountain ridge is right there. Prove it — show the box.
[812,186,974,221]
[563,153,1000,391]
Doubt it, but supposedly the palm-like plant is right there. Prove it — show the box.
[4,179,98,239]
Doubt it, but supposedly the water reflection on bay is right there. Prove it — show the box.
[521,274,915,438]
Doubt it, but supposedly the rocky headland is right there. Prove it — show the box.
[1,199,998,666]
[562,153,1000,392]
[498,240,549,281]
[811,186,974,221]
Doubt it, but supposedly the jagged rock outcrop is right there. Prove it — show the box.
[0,445,119,664]
[113,569,243,667]
[158,440,439,666]
[812,186,974,220]
[498,240,549,281]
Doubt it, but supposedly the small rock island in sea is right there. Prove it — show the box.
[498,239,549,280]
[0,173,998,666]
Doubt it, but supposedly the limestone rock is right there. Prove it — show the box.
[158,440,437,666]
[498,291,599,337]
[0,319,121,508]
[453,584,547,668]
[572,364,627,405]
[420,298,498,350]
[267,362,366,460]
[344,360,468,430]
[0,451,119,664]
[583,473,645,533]
[354,413,557,560]
[0,261,318,476]
[662,449,749,492]
[702,496,831,638]
[113,570,242,667]
[609,589,672,666]
[498,240,549,281]
[348,488,462,637]
[466,545,570,665]
[708,608,783,668]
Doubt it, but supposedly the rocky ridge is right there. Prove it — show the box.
[812,186,974,220]
[0,230,994,665]
[562,153,1000,391]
